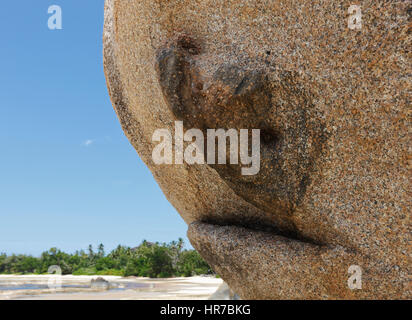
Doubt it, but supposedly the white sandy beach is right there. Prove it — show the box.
[0,275,223,300]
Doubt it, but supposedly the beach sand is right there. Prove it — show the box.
[0,275,223,300]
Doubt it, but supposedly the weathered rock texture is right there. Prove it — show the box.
[103,0,411,299]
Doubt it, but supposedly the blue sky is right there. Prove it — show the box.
[0,1,189,255]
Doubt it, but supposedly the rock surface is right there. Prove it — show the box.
[90,277,110,290]
[103,0,410,299]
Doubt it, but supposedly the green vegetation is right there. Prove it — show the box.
[0,239,213,278]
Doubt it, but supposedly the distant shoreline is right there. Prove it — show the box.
[0,274,222,300]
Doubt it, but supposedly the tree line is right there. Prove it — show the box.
[0,239,213,278]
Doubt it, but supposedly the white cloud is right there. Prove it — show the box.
[82,139,94,147]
